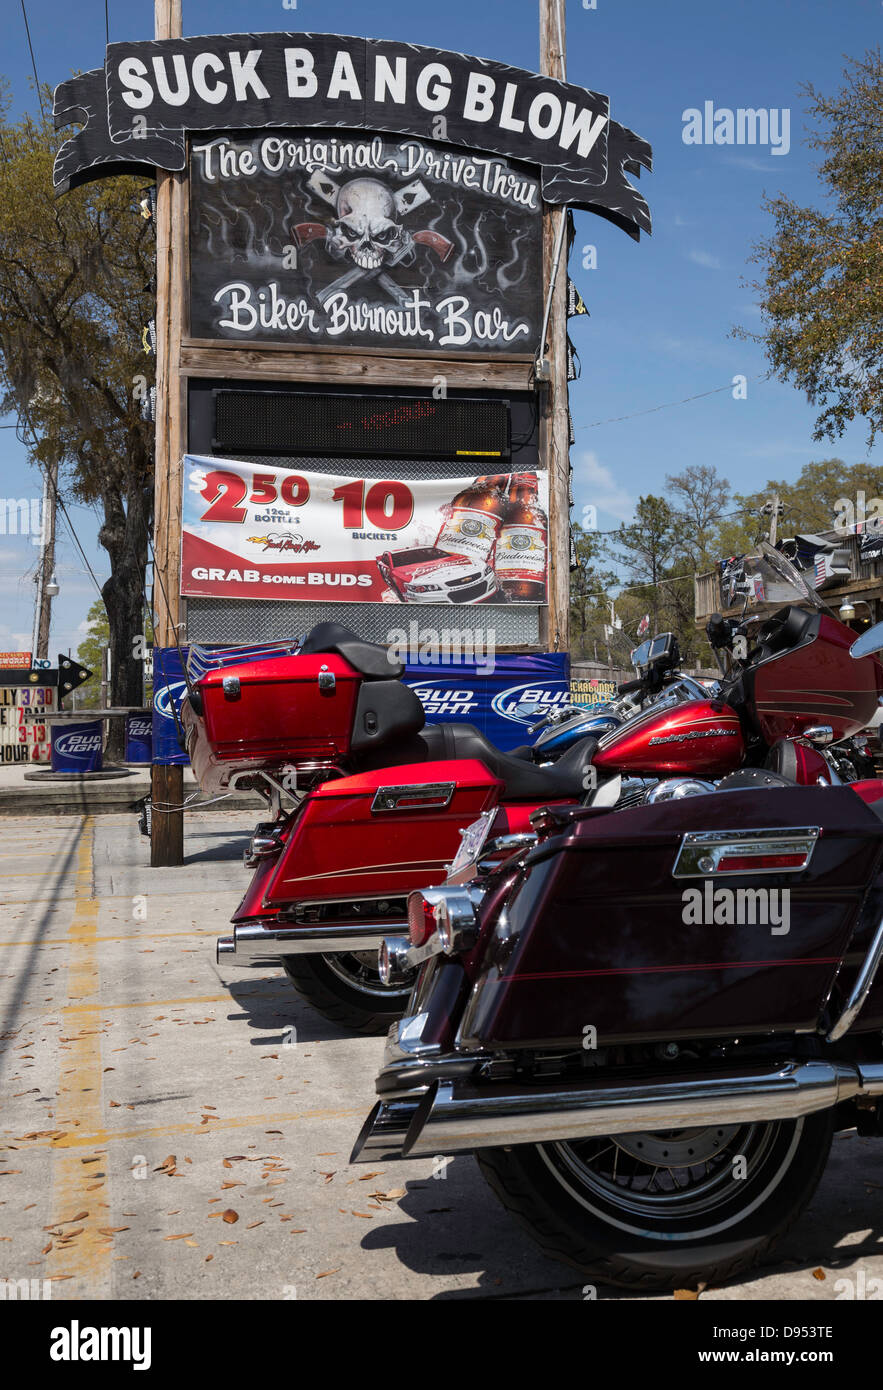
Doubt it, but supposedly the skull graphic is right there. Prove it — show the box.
[294,171,454,306]
[327,179,412,270]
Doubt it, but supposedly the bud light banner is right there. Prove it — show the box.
[405,651,569,752]
[152,647,190,766]
[51,719,104,773]
[181,456,548,604]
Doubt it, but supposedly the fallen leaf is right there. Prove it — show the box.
[163,1233,194,1241]
[316,1268,340,1278]
[812,1268,827,1281]
[222,1209,239,1225]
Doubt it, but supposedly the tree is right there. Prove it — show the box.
[75,599,108,709]
[76,597,153,711]
[0,88,155,753]
[666,464,731,570]
[568,523,618,661]
[738,50,883,445]
[734,459,883,539]
[612,495,680,636]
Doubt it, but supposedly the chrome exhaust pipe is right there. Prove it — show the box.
[350,1098,423,1164]
[216,920,401,964]
[398,1060,883,1158]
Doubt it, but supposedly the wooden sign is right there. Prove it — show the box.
[52,33,652,238]
[189,132,542,355]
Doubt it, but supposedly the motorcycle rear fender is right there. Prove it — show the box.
[261,759,503,907]
[456,785,883,1050]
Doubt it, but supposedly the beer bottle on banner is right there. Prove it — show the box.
[496,473,548,601]
[436,475,508,565]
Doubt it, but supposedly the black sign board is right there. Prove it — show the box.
[0,656,91,699]
[190,131,542,353]
[53,33,652,239]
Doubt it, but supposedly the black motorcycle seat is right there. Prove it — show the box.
[299,621,404,680]
[350,720,599,797]
[415,722,600,799]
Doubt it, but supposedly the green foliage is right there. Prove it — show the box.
[737,50,883,445]
[0,84,155,727]
[75,598,108,708]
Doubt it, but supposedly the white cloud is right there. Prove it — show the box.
[573,450,634,523]
[688,249,722,270]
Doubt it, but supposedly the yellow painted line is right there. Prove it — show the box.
[61,993,235,1014]
[12,1107,366,1151]
[45,817,109,1299]
[0,930,215,948]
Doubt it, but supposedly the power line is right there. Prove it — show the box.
[576,377,763,431]
[20,0,46,121]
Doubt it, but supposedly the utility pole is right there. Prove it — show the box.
[32,457,58,659]
[539,0,571,655]
[766,493,781,546]
[151,0,186,866]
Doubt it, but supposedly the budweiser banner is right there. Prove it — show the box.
[52,33,652,237]
[180,455,548,604]
[189,132,541,354]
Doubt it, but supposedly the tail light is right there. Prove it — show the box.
[407,892,435,947]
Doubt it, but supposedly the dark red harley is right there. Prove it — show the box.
[185,541,883,1033]
[352,599,883,1289]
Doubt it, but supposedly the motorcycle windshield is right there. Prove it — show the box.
[753,540,839,618]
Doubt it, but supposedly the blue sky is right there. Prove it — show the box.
[1,0,880,655]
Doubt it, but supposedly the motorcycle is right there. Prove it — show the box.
[181,621,602,1032]
[197,626,711,1031]
[352,590,883,1289]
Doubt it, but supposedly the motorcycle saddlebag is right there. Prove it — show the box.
[261,758,503,907]
[457,784,883,1049]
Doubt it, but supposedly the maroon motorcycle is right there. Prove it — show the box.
[352,589,883,1289]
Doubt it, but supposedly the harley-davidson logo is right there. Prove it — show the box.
[648,727,738,745]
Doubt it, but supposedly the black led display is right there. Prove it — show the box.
[212,390,510,460]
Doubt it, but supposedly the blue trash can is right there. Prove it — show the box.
[125,712,153,764]
[51,719,104,773]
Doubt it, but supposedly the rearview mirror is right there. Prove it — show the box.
[850,621,883,659]
[514,701,545,717]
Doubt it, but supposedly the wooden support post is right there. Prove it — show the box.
[538,0,571,654]
[151,0,188,867]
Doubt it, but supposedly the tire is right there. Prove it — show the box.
[280,951,414,1036]
[476,1108,833,1291]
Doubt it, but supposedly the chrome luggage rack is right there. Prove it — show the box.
[185,638,303,683]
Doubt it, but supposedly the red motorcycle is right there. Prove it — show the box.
[182,622,596,1032]
[186,544,882,1032]
[352,591,883,1289]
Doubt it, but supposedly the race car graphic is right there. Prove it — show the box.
[376,546,501,605]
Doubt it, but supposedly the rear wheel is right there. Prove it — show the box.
[280,951,414,1035]
[477,1109,833,1291]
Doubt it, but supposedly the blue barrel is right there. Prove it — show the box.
[125,712,153,763]
[51,719,104,773]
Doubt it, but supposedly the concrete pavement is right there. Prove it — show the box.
[0,809,881,1300]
